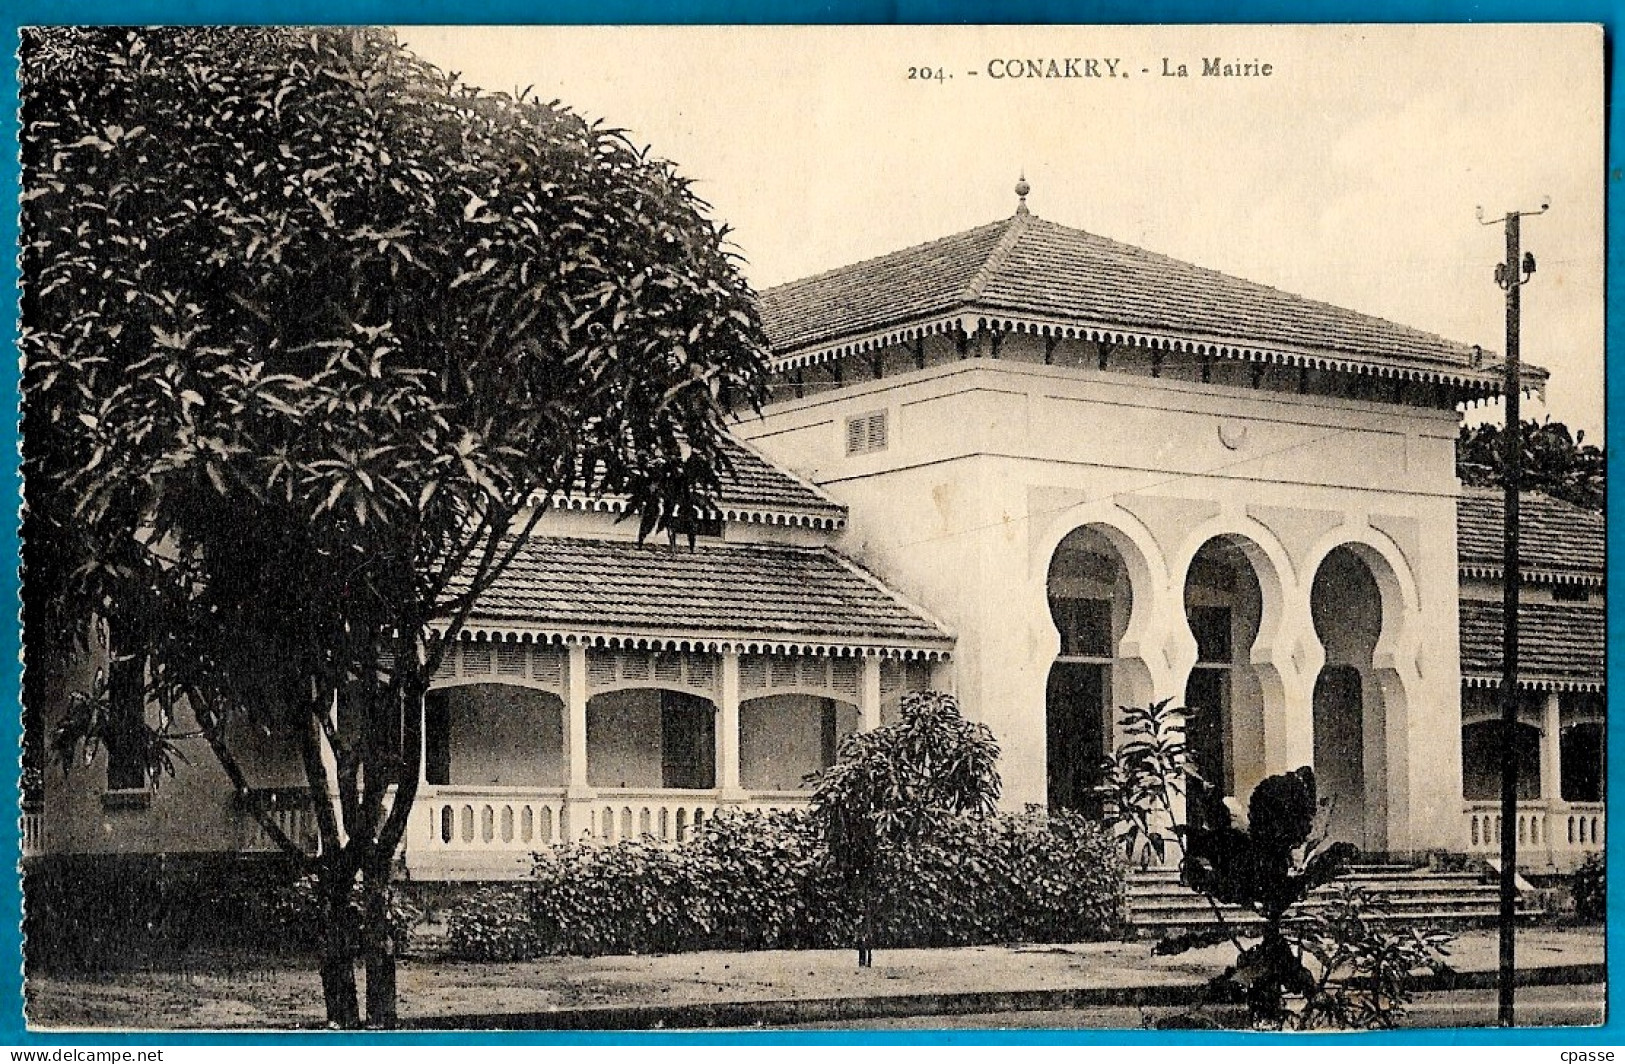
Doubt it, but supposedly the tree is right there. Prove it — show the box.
[808,691,1001,967]
[1457,418,1604,511]
[21,27,767,1027]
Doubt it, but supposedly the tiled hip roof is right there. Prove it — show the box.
[1456,489,1604,582]
[759,211,1538,391]
[560,433,845,528]
[1458,598,1605,689]
[454,536,952,655]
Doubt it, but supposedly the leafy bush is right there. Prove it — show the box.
[1158,767,1454,1030]
[1161,767,1358,1027]
[870,807,1125,948]
[811,691,1002,966]
[1291,884,1454,1030]
[25,855,321,971]
[441,806,1125,960]
[442,884,545,962]
[1097,698,1192,868]
[1573,851,1606,921]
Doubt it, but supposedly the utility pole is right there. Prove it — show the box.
[1479,199,1547,1028]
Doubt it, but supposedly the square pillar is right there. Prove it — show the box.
[1540,689,1563,867]
[1540,689,1563,804]
[418,693,429,787]
[718,650,744,799]
[562,643,594,839]
[860,655,883,731]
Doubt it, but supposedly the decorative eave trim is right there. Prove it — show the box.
[768,308,1546,398]
[430,623,953,661]
[540,492,846,531]
[1460,564,1605,588]
[1463,673,1605,693]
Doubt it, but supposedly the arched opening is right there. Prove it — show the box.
[587,688,717,790]
[1461,713,1542,801]
[1182,536,1265,796]
[1560,692,1606,803]
[1309,545,1386,849]
[739,694,860,791]
[1561,721,1605,802]
[423,683,564,787]
[1045,526,1135,816]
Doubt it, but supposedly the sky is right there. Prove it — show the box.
[399,24,1606,439]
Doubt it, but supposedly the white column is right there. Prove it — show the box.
[563,643,593,839]
[1540,689,1563,866]
[1540,689,1562,804]
[566,644,590,789]
[718,650,743,798]
[418,694,429,787]
[860,655,883,731]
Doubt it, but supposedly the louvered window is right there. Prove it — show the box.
[845,410,889,455]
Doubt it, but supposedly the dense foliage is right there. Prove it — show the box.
[1572,850,1606,922]
[21,26,766,1026]
[444,807,1126,961]
[25,856,320,972]
[1290,884,1454,1030]
[1457,419,1605,511]
[810,692,1003,966]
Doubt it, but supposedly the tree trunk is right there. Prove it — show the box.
[857,875,874,969]
[320,870,361,1028]
[360,862,398,1029]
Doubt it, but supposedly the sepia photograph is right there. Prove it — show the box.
[14,23,1606,1035]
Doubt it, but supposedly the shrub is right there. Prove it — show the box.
[1291,884,1454,1030]
[811,691,1001,966]
[871,808,1125,947]
[442,884,544,962]
[1097,698,1192,868]
[1160,767,1358,1027]
[1573,851,1606,921]
[24,854,320,972]
[439,806,1125,960]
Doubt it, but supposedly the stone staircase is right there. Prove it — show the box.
[1127,862,1544,936]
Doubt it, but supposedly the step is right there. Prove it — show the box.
[1137,908,1543,934]
[1126,861,1537,933]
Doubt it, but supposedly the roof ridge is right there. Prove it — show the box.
[961,212,1030,302]
[1003,216,1483,360]
[525,533,832,556]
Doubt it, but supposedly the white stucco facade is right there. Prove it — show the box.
[738,342,1468,856]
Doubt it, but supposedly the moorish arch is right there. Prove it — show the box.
[1304,530,1422,854]
[1038,518,1161,816]
[1178,534,1280,800]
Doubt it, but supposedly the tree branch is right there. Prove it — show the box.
[186,687,314,864]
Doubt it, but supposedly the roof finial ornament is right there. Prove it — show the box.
[1015,173,1031,215]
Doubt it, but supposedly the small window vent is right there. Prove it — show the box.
[845,410,889,456]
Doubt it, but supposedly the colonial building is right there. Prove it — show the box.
[736,186,1562,860]
[1457,489,1605,871]
[28,436,951,879]
[25,185,1602,877]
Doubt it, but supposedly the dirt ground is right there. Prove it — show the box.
[25,926,1605,1031]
